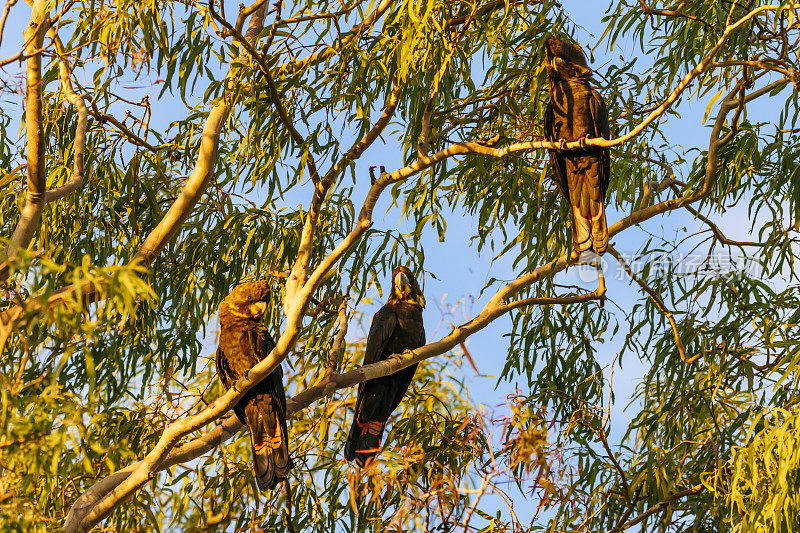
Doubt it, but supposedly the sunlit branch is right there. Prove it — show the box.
[690,75,787,202]
[282,83,404,312]
[606,74,788,239]
[0,0,18,49]
[43,31,87,203]
[0,45,45,68]
[0,26,87,285]
[636,0,713,27]
[460,472,492,533]
[337,77,403,167]
[88,103,161,152]
[275,0,393,75]
[1,0,50,283]
[233,0,269,33]
[711,59,795,80]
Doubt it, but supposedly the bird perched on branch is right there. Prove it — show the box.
[543,35,611,257]
[216,280,292,490]
[344,266,426,467]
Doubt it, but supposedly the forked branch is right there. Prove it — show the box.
[607,245,697,364]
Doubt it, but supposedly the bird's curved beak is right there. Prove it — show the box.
[249,301,268,317]
[395,272,411,298]
[576,63,593,78]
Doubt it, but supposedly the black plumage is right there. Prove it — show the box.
[216,281,292,490]
[543,35,611,257]
[344,266,426,467]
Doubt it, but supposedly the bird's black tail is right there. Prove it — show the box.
[344,410,384,467]
[246,406,292,491]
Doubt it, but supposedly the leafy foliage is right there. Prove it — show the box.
[3,0,800,531]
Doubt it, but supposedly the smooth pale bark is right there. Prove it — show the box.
[2,0,49,279]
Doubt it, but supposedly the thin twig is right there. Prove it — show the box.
[0,0,18,49]
[607,245,698,364]
[325,300,349,376]
[607,485,702,533]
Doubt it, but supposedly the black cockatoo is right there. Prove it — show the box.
[543,35,611,257]
[216,280,292,490]
[344,266,426,467]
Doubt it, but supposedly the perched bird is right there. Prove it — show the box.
[216,281,292,490]
[543,35,611,257]
[344,266,426,467]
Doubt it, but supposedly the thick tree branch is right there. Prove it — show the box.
[339,77,402,165]
[132,3,268,266]
[5,7,786,339]
[284,79,401,312]
[0,26,87,284]
[63,251,606,526]
[2,0,50,279]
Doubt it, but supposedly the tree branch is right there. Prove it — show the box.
[326,300,349,375]
[88,104,161,152]
[62,244,609,530]
[282,80,402,313]
[1,0,50,280]
[637,0,713,27]
[209,0,318,178]
[0,25,88,284]
[0,0,18,49]
[607,245,698,364]
[677,192,766,248]
[5,9,787,339]
[42,30,86,203]
[607,485,702,533]
[275,0,394,76]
